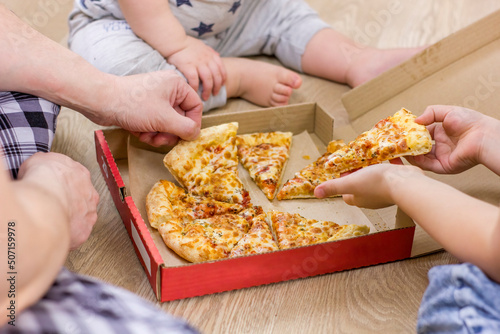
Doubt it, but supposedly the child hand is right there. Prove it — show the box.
[406,105,497,174]
[314,164,424,209]
[167,37,226,101]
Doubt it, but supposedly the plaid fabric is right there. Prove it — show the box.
[0,268,199,334]
[0,91,59,179]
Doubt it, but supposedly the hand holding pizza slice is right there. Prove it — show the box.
[278,108,432,200]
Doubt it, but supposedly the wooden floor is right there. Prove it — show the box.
[7,0,500,333]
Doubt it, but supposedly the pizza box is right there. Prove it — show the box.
[339,8,500,254]
[94,102,417,302]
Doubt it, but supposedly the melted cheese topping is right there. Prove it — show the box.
[324,108,432,172]
[237,132,292,200]
[148,180,245,226]
[229,214,279,257]
[268,211,369,249]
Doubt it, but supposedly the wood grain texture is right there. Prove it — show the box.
[6,0,500,333]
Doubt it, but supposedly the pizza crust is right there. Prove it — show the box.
[324,108,432,171]
[146,180,175,229]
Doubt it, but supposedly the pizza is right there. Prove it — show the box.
[268,211,369,249]
[147,180,266,262]
[147,121,384,263]
[146,180,245,229]
[277,108,432,200]
[229,213,279,257]
[236,131,292,200]
[146,180,369,262]
[323,108,432,172]
[163,122,251,206]
[276,140,346,200]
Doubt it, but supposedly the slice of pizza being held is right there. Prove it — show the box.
[163,122,251,206]
[323,108,432,172]
[236,131,292,200]
[277,108,432,200]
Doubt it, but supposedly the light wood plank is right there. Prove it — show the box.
[8,0,497,332]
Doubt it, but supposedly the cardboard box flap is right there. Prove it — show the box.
[202,103,334,145]
[342,9,500,120]
[338,9,500,258]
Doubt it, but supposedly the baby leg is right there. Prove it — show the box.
[302,28,425,87]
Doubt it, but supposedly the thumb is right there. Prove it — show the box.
[163,110,201,141]
[315,178,344,198]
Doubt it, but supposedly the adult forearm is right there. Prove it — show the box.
[0,5,115,125]
[388,172,500,282]
[0,174,70,323]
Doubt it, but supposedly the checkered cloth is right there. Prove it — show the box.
[0,91,59,179]
[0,268,199,334]
[0,91,198,333]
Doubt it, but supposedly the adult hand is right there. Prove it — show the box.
[406,105,497,174]
[101,70,203,147]
[17,152,99,249]
[314,163,424,209]
[167,37,226,101]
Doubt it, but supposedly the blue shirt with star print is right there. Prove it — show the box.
[170,0,244,38]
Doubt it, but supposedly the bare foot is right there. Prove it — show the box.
[345,46,426,87]
[223,57,302,107]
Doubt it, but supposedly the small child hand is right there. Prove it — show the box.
[407,105,498,174]
[315,164,423,209]
[167,37,226,101]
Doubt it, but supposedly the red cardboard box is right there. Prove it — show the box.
[95,103,416,302]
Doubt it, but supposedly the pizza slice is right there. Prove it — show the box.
[236,131,292,200]
[146,180,246,229]
[323,108,432,172]
[158,214,251,263]
[147,179,268,262]
[229,213,279,258]
[277,108,432,200]
[268,210,369,249]
[163,122,251,206]
[276,140,346,200]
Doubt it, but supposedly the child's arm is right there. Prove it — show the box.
[315,164,500,283]
[117,0,226,101]
[315,105,500,283]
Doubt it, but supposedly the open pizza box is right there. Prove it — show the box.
[95,103,415,302]
[94,9,500,302]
